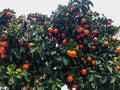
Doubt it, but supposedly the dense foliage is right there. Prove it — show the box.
[0,0,120,90]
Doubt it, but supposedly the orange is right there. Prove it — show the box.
[69,51,76,58]
[91,60,96,66]
[116,47,120,53]
[6,12,12,17]
[111,37,115,41]
[1,34,7,38]
[81,57,85,61]
[75,45,79,50]
[113,57,118,61]
[67,50,71,56]
[93,30,98,35]
[53,29,58,34]
[1,41,8,47]
[0,47,6,54]
[81,18,86,24]
[62,39,67,45]
[61,33,65,38]
[79,44,83,49]
[1,54,6,59]
[22,64,29,70]
[66,13,69,16]
[81,69,87,75]
[69,7,73,13]
[91,45,97,50]
[28,43,34,48]
[103,41,109,47]
[77,27,83,33]
[87,56,92,62]
[93,37,98,42]
[67,75,73,82]
[83,30,89,36]
[48,27,53,33]
[72,84,78,89]
[115,66,120,70]
[18,40,24,46]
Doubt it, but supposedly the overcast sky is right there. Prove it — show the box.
[0,0,120,26]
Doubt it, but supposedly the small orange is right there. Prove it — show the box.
[91,45,97,50]
[81,57,85,61]
[69,7,74,13]
[81,69,87,75]
[79,44,83,49]
[113,57,118,61]
[77,27,83,33]
[93,37,98,42]
[0,47,6,54]
[72,84,78,89]
[115,66,120,70]
[22,64,29,70]
[1,34,7,38]
[66,13,69,16]
[1,53,6,59]
[116,47,120,53]
[87,56,92,62]
[69,51,76,58]
[53,29,58,34]
[62,39,67,45]
[28,43,34,48]
[1,41,8,47]
[48,27,53,33]
[91,60,96,66]
[93,30,98,35]
[103,41,109,47]
[75,45,79,50]
[83,30,89,36]
[67,75,73,82]
[67,50,71,56]
[111,37,115,41]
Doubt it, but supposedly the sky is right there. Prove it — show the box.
[0,0,120,26]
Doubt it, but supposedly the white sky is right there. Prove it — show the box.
[0,0,120,26]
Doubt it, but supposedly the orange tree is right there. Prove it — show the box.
[46,0,120,90]
[0,0,120,90]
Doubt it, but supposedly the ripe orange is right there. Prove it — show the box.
[75,45,79,50]
[72,84,78,89]
[87,56,92,62]
[28,43,34,48]
[77,27,83,33]
[81,18,86,24]
[6,12,12,17]
[115,66,120,70]
[0,47,6,54]
[103,41,109,47]
[116,47,120,53]
[67,75,73,82]
[79,44,83,49]
[1,54,6,59]
[69,7,73,13]
[1,34,7,38]
[91,60,96,66]
[93,30,98,35]
[69,51,76,58]
[66,13,69,16]
[81,57,85,61]
[53,29,58,34]
[81,69,87,75]
[1,41,8,47]
[91,45,97,50]
[67,50,71,56]
[83,30,89,36]
[18,40,24,46]
[111,37,115,41]
[48,27,53,33]
[93,37,98,42]
[62,39,67,45]
[22,64,29,70]
[113,57,118,61]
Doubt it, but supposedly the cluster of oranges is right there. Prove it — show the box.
[0,41,8,59]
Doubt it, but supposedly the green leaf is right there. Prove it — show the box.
[110,76,116,83]
[51,51,57,55]
[89,75,94,82]
[100,76,108,84]
[107,66,113,73]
